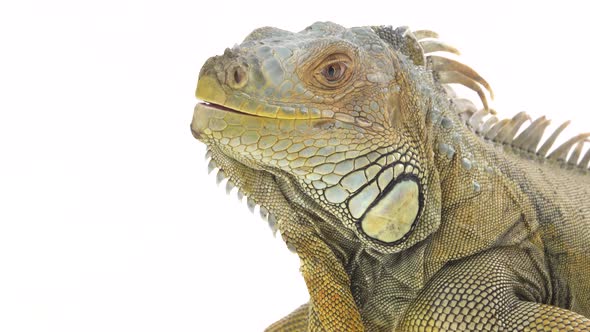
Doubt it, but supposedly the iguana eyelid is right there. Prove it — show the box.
[312,53,354,88]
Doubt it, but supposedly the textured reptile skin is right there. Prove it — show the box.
[191,22,590,331]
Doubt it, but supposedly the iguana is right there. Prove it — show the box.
[190,22,590,331]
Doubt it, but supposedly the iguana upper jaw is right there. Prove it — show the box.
[195,75,325,120]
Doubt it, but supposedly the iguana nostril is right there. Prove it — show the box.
[227,64,248,89]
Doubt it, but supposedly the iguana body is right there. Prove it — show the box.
[191,22,590,331]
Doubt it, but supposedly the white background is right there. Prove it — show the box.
[1,1,589,331]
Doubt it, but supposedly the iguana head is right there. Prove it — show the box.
[192,22,455,254]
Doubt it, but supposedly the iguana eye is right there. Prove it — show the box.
[313,53,353,88]
[322,62,346,81]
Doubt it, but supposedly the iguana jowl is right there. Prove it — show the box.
[191,22,590,331]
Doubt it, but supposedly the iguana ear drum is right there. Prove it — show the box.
[358,175,423,244]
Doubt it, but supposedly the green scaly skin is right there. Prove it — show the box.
[191,22,590,331]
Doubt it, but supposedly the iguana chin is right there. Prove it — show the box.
[191,22,590,331]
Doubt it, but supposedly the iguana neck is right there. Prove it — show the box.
[410,76,541,273]
[398,62,486,198]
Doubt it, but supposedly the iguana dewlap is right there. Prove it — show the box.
[191,22,590,331]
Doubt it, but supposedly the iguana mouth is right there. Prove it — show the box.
[199,102,238,113]
[197,101,262,117]
[196,101,261,116]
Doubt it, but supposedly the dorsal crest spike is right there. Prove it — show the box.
[485,119,510,140]
[420,40,461,56]
[437,71,489,110]
[480,116,499,134]
[468,109,490,131]
[548,133,590,161]
[512,116,546,150]
[524,120,552,153]
[412,29,439,40]
[453,98,477,115]
[568,141,586,166]
[494,112,530,144]
[538,121,571,157]
[578,145,590,168]
[381,26,590,173]
[428,56,494,99]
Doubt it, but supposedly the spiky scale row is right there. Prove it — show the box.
[396,30,590,169]
[568,141,586,166]
[413,29,494,112]
[468,109,489,130]
[418,34,590,169]
[424,44,590,170]
[484,119,510,140]
[537,121,570,157]
[429,56,494,99]
[462,107,590,169]
[497,112,530,144]
[205,150,284,240]
[481,116,499,134]
[548,133,590,162]
[512,116,549,152]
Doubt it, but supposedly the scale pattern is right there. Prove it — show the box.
[191,22,590,331]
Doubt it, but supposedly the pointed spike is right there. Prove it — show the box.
[428,55,494,99]
[286,242,297,254]
[568,141,586,165]
[225,180,235,195]
[485,119,510,140]
[468,109,489,131]
[216,170,226,185]
[420,40,461,55]
[547,133,590,161]
[480,116,499,134]
[267,213,278,236]
[497,112,530,144]
[522,119,552,153]
[458,110,473,123]
[493,122,515,143]
[247,197,256,213]
[578,147,590,169]
[442,84,457,98]
[538,121,571,157]
[237,188,245,201]
[513,116,546,149]
[207,160,217,174]
[436,71,489,111]
[205,150,212,160]
[413,29,439,40]
[453,98,477,114]
[259,206,269,221]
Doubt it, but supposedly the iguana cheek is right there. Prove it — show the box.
[360,179,421,243]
